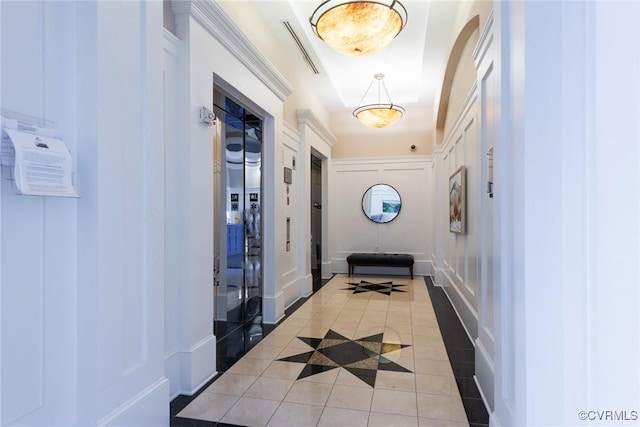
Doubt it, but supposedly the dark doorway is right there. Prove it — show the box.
[311,154,322,292]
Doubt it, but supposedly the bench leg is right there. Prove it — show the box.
[410,266,414,280]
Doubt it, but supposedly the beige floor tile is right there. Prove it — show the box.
[245,344,286,361]
[384,328,413,345]
[367,300,390,312]
[388,301,413,312]
[382,350,414,372]
[343,299,370,310]
[336,309,364,322]
[227,357,272,376]
[203,373,257,396]
[325,384,373,411]
[298,367,340,384]
[355,325,386,338]
[244,376,294,401]
[413,326,445,339]
[389,293,416,303]
[368,412,420,427]
[411,343,449,361]
[277,343,313,359]
[266,402,324,427]
[260,333,296,347]
[221,396,280,427]
[415,373,459,396]
[371,388,418,416]
[317,407,369,427]
[283,380,333,405]
[270,324,304,337]
[416,393,468,423]
[261,360,305,380]
[329,321,358,339]
[177,392,238,422]
[419,417,469,427]
[386,316,412,326]
[413,357,454,377]
[278,316,309,328]
[296,324,331,338]
[374,371,416,392]
[411,333,444,345]
[334,368,373,388]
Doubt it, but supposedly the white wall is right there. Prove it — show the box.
[1,1,169,425]
[297,110,335,282]
[330,157,432,276]
[165,2,320,399]
[491,1,640,426]
[280,123,302,311]
[432,85,481,340]
[1,2,78,425]
[473,11,497,412]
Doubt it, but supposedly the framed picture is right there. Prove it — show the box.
[449,166,466,234]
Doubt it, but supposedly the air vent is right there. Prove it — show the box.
[283,21,320,75]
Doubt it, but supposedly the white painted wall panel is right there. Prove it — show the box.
[1,2,79,425]
[474,11,497,411]
[331,158,431,276]
[75,1,169,424]
[162,30,181,399]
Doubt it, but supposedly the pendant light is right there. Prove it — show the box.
[309,0,407,56]
[353,73,405,129]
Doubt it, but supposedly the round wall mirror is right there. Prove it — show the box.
[362,184,401,224]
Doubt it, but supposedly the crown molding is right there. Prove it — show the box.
[296,109,336,147]
[172,0,294,101]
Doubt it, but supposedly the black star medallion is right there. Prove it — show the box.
[277,329,412,387]
[342,280,407,295]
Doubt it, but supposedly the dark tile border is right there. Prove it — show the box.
[425,276,490,426]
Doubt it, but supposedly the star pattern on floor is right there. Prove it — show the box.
[277,329,412,387]
[342,279,407,295]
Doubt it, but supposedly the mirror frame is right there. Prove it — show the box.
[361,183,402,224]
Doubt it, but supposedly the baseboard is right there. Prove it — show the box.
[178,334,217,396]
[301,273,313,297]
[475,337,495,410]
[434,267,478,342]
[490,412,502,427]
[165,350,181,399]
[263,290,284,323]
[99,378,170,427]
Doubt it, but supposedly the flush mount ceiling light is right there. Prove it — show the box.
[353,73,405,129]
[309,0,407,56]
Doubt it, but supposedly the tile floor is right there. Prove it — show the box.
[171,275,488,427]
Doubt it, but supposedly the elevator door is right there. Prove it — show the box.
[311,155,322,290]
[213,95,263,351]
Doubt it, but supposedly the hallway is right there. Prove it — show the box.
[171,275,488,427]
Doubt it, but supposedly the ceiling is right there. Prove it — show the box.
[248,1,463,116]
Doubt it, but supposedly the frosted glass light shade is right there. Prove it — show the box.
[310,1,407,56]
[353,104,405,129]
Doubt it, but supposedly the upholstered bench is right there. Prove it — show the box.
[346,253,415,279]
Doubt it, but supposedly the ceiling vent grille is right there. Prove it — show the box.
[283,21,320,75]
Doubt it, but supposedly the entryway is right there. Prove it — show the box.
[212,89,266,370]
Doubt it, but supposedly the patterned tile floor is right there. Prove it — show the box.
[172,274,487,427]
